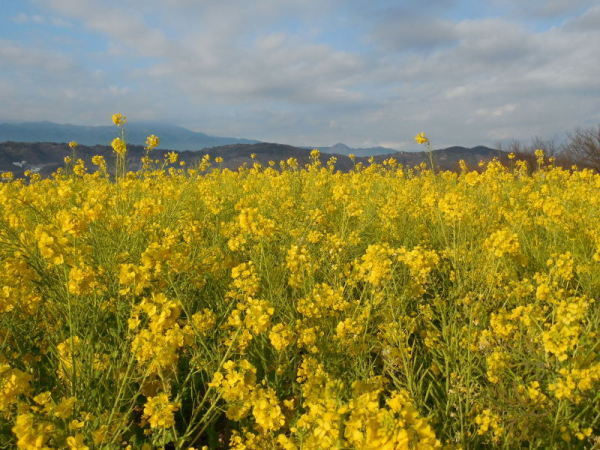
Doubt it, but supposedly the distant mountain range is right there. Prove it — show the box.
[0,121,414,156]
[0,141,505,178]
[315,142,400,157]
[0,120,510,176]
[0,121,509,161]
[0,121,260,151]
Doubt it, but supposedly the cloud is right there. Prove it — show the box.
[370,17,459,52]
[475,104,517,118]
[0,39,75,73]
[492,0,597,18]
[2,0,598,149]
[37,0,369,110]
[365,1,461,53]
[563,4,600,31]
[11,12,71,27]
[40,0,176,57]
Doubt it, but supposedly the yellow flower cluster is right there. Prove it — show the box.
[268,323,294,351]
[129,293,189,374]
[483,228,521,258]
[0,361,32,413]
[238,207,276,237]
[145,134,160,150]
[0,122,599,447]
[356,243,395,286]
[209,359,259,421]
[110,137,127,156]
[112,113,126,126]
[297,283,349,318]
[474,409,503,443]
[143,393,179,429]
[285,245,313,288]
[12,413,55,449]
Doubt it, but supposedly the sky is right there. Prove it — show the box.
[1,0,599,150]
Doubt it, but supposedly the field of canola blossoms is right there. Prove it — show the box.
[1,119,600,449]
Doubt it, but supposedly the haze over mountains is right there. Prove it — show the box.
[0,121,509,177]
[316,143,400,158]
[0,141,504,178]
[0,121,259,151]
[0,121,409,156]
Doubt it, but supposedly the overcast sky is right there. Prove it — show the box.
[1,0,599,149]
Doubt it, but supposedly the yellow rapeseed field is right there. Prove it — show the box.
[1,118,599,449]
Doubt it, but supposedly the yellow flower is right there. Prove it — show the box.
[0,363,32,412]
[414,132,429,144]
[269,323,294,351]
[189,308,217,336]
[53,396,77,419]
[112,113,127,126]
[111,137,127,156]
[166,151,178,164]
[486,350,509,383]
[143,393,179,429]
[33,392,52,406]
[57,337,83,380]
[91,155,105,166]
[91,425,109,445]
[209,360,257,421]
[145,134,160,150]
[251,387,285,432]
[356,243,394,286]
[67,264,100,296]
[474,409,503,443]
[68,141,78,149]
[12,413,54,449]
[66,433,89,450]
[483,229,520,258]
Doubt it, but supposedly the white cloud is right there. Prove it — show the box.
[475,104,517,118]
[370,16,459,51]
[1,0,598,149]
[563,4,600,31]
[0,39,75,73]
[11,12,71,27]
[492,0,597,18]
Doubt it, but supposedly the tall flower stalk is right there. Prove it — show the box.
[143,134,160,171]
[65,141,78,175]
[111,113,128,180]
[415,132,435,171]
